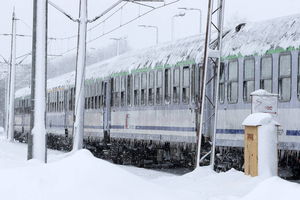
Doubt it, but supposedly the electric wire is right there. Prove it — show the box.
[49,0,180,60]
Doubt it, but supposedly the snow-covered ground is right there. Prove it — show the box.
[0,131,299,200]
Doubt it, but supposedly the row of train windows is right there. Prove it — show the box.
[219,54,296,103]
[27,65,200,113]
[15,99,31,114]
[111,66,197,107]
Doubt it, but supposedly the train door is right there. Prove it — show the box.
[21,99,25,133]
[103,79,111,143]
[63,90,68,137]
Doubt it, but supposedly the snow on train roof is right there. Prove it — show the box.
[15,14,300,98]
[222,14,300,57]
[16,35,205,98]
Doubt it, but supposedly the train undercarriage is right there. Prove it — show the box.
[13,131,300,179]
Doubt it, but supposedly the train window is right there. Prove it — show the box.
[49,93,51,112]
[69,88,73,111]
[47,93,50,112]
[52,93,54,112]
[59,91,64,112]
[62,91,65,111]
[85,85,88,110]
[127,75,132,106]
[141,73,147,105]
[182,66,190,104]
[72,88,75,111]
[113,77,120,107]
[91,84,95,109]
[56,91,59,112]
[227,60,238,103]
[58,91,61,112]
[61,91,64,111]
[243,58,255,102]
[23,100,26,113]
[134,74,140,106]
[260,56,272,93]
[297,55,300,99]
[191,65,196,103]
[173,68,180,104]
[51,92,54,112]
[191,64,201,103]
[94,82,99,109]
[89,97,93,110]
[219,63,225,103]
[120,76,126,107]
[98,81,103,109]
[165,68,171,104]
[298,54,300,100]
[278,54,291,101]
[156,70,163,104]
[148,71,155,105]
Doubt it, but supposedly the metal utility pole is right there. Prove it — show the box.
[110,37,126,56]
[4,69,10,140]
[178,7,202,34]
[195,0,225,169]
[171,13,185,41]
[7,9,17,141]
[72,0,88,151]
[28,0,48,162]
[138,25,159,44]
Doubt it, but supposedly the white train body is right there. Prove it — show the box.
[13,14,300,172]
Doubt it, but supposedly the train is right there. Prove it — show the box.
[14,14,300,177]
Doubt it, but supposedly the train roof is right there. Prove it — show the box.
[16,35,206,98]
[15,13,300,98]
[222,14,300,58]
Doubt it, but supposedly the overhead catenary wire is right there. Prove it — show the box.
[49,0,180,60]
[0,54,9,64]
[46,1,130,42]
[130,1,155,9]
[87,0,124,23]
[88,1,129,32]
[0,32,79,41]
[48,1,78,22]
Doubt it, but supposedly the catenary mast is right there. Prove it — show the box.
[6,9,17,142]
[195,0,225,169]
[72,0,88,151]
[29,0,48,162]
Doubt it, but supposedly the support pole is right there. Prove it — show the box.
[72,0,87,151]
[195,0,225,169]
[4,73,9,138]
[195,0,213,169]
[28,0,37,160]
[29,0,48,162]
[6,9,17,141]
[210,0,225,169]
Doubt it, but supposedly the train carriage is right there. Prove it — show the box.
[14,14,300,175]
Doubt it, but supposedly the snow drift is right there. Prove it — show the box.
[0,149,191,200]
[0,144,299,200]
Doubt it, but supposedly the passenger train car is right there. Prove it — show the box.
[14,14,300,176]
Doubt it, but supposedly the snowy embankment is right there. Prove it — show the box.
[0,134,299,200]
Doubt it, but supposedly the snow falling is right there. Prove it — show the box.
[0,0,300,199]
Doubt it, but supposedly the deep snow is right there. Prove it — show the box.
[0,131,299,200]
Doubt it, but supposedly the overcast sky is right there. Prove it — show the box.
[0,0,300,64]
